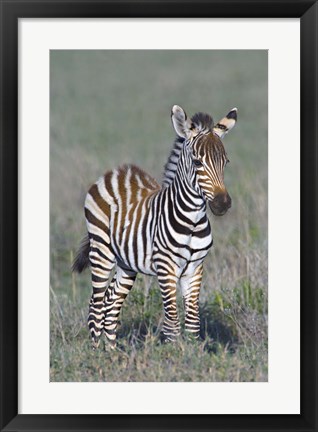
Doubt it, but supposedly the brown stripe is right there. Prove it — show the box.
[85,207,107,232]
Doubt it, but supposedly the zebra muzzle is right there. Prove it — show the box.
[209,192,231,216]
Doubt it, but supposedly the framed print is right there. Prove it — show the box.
[0,1,317,431]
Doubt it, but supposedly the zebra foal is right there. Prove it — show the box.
[73,105,237,348]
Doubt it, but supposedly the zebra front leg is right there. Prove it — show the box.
[104,266,136,348]
[88,242,115,350]
[180,264,203,339]
[157,274,181,342]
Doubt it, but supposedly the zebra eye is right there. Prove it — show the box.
[226,158,230,165]
[193,159,202,167]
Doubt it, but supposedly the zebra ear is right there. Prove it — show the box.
[213,108,237,139]
[171,105,195,139]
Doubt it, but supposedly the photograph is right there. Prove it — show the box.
[1,0,317,430]
[50,49,268,382]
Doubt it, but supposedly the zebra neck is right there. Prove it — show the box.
[165,170,207,226]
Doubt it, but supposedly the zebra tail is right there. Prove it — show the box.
[72,235,90,273]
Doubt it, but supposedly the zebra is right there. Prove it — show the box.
[73,105,237,348]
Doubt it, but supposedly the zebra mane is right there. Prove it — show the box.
[162,112,214,187]
[162,136,185,187]
[191,112,214,133]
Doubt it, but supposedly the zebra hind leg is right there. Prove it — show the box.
[88,240,115,350]
[104,266,137,348]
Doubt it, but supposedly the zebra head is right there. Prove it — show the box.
[171,105,237,216]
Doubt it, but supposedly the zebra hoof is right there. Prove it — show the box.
[91,339,100,350]
[186,333,201,343]
[105,340,117,351]
[162,334,179,344]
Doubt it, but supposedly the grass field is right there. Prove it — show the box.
[50,50,268,382]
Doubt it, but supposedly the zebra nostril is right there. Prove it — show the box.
[216,192,230,206]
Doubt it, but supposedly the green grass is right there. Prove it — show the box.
[50,279,267,382]
[50,50,268,382]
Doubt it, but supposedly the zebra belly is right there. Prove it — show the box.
[114,253,157,276]
[111,228,157,276]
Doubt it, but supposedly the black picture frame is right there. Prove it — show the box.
[0,1,317,431]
